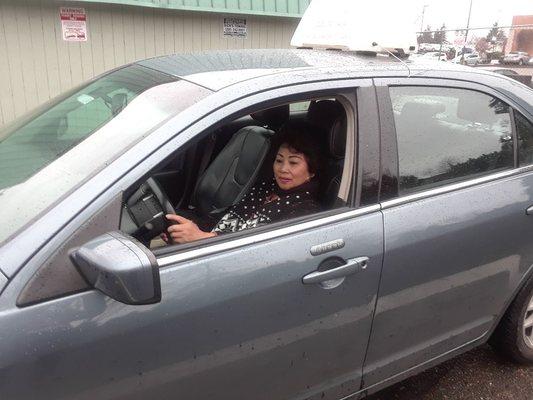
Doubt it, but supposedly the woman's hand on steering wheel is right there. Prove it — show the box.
[166,214,217,244]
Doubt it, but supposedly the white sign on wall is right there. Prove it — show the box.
[223,18,247,38]
[60,7,88,42]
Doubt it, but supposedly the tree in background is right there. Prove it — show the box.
[475,37,490,57]
[486,22,507,43]
[417,25,434,44]
[485,22,507,50]
[433,24,447,45]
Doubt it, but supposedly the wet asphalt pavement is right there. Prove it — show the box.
[367,345,533,400]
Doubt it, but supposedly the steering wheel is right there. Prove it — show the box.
[122,177,176,244]
[145,178,176,215]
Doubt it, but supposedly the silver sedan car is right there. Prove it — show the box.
[1,49,533,400]
[502,51,531,65]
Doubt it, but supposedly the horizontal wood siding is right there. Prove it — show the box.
[67,0,310,18]
[0,0,299,127]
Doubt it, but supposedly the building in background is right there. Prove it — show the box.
[0,0,310,127]
[505,15,533,55]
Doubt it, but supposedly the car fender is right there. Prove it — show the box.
[485,261,533,339]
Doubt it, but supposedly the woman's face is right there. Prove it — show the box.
[273,144,313,190]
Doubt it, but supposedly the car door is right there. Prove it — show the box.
[0,81,383,400]
[362,77,533,391]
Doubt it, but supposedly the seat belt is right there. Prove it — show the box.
[197,133,217,178]
[188,133,217,210]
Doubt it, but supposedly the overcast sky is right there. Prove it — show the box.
[413,0,532,31]
[414,0,533,29]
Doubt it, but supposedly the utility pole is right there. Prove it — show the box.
[420,4,428,33]
[461,0,473,62]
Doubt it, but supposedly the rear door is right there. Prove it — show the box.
[363,78,533,389]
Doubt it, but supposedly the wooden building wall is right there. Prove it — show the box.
[0,0,300,127]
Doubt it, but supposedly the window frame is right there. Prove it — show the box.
[3,78,381,305]
[153,86,370,261]
[513,107,533,168]
[375,77,533,203]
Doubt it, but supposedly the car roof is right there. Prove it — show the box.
[136,48,475,91]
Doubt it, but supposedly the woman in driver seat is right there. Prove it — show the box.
[164,122,322,244]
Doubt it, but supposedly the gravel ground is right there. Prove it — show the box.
[367,345,533,400]
[502,66,533,75]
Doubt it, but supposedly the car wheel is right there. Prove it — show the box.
[519,59,524,66]
[490,273,533,364]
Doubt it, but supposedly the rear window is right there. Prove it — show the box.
[390,86,513,193]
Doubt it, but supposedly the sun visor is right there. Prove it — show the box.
[291,0,418,54]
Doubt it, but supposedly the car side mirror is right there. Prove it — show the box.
[70,231,161,305]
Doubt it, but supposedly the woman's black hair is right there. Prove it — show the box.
[275,121,324,175]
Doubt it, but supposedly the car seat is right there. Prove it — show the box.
[191,125,274,217]
[251,104,290,131]
[306,100,347,208]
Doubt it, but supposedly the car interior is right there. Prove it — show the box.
[119,97,350,248]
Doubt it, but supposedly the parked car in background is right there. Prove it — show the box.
[529,56,533,66]
[479,67,532,87]
[502,51,530,65]
[421,51,447,62]
[452,53,482,66]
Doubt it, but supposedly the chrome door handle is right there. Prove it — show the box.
[526,205,533,215]
[302,256,369,285]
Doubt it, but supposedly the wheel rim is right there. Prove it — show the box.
[524,293,533,349]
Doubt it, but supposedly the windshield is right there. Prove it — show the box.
[0,65,211,245]
[0,64,176,190]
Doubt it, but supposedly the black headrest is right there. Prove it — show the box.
[251,104,290,130]
[193,126,273,216]
[308,100,344,131]
[328,118,347,160]
[307,100,346,159]
[111,93,128,116]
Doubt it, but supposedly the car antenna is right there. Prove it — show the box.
[373,42,412,78]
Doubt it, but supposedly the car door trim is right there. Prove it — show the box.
[381,165,533,210]
[157,205,380,267]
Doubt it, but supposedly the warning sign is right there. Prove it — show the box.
[223,18,247,38]
[60,7,87,42]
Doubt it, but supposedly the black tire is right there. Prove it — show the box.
[490,273,533,364]
[519,59,524,66]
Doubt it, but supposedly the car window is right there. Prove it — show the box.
[289,101,311,112]
[390,86,513,193]
[516,112,533,166]
[0,69,210,246]
[123,97,353,250]
[0,64,176,191]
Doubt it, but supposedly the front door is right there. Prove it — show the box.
[148,209,383,400]
[0,209,383,400]
[0,82,384,400]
